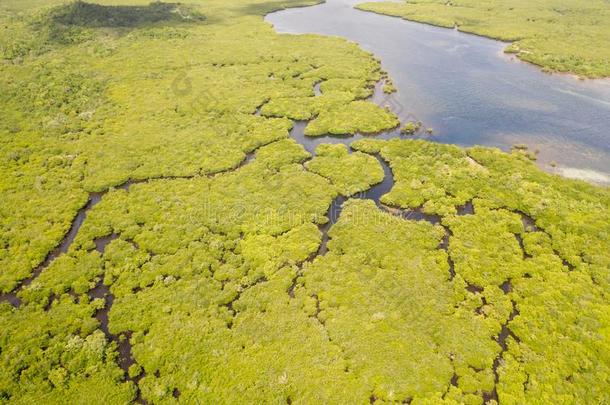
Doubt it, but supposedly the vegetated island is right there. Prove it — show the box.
[0,0,609,404]
[356,0,610,78]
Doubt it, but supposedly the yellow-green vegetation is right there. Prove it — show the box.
[400,120,422,135]
[1,0,610,404]
[382,82,396,93]
[0,303,136,403]
[511,143,538,161]
[382,79,396,94]
[350,139,610,403]
[0,0,393,293]
[254,138,311,169]
[305,144,384,196]
[352,138,610,287]
[379,69,396,93]
[304,101,399,136]
[303,199,501,403]
[262,95,399,136]
[5,145,609,402]
[357,0,610,77]
[1,152,338,402]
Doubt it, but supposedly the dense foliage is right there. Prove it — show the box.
[351,138,610,403]
[0,0,609,404]
[49,1,205,28]
[305,144,384,196]
[4,138,609,402]
[0,0,392,293]
[357,0,610,77]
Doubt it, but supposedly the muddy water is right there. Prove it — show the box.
[267,0,610,183]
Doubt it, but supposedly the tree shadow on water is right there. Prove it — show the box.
[50,1,205,28]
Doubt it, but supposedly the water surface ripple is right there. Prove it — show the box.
[267,0,610,183]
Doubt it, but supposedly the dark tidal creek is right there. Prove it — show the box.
[267,0,610,184]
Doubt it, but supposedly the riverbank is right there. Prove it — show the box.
[356,0,610,78]
[0,1,609,404]
[266,0,610,183]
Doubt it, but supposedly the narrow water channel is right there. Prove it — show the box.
[267,0,610,183]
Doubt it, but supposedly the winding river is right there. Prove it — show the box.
[267,0,610,183]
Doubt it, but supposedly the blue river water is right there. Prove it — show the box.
[267,0,610,184]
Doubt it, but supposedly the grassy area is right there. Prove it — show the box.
[352,139,610,403]
[356,0,610,78]
[305,144,384,196]
[4,137,609,403]
[0,0,394,293]
[45,1,205,30]
[0,0,609,404]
